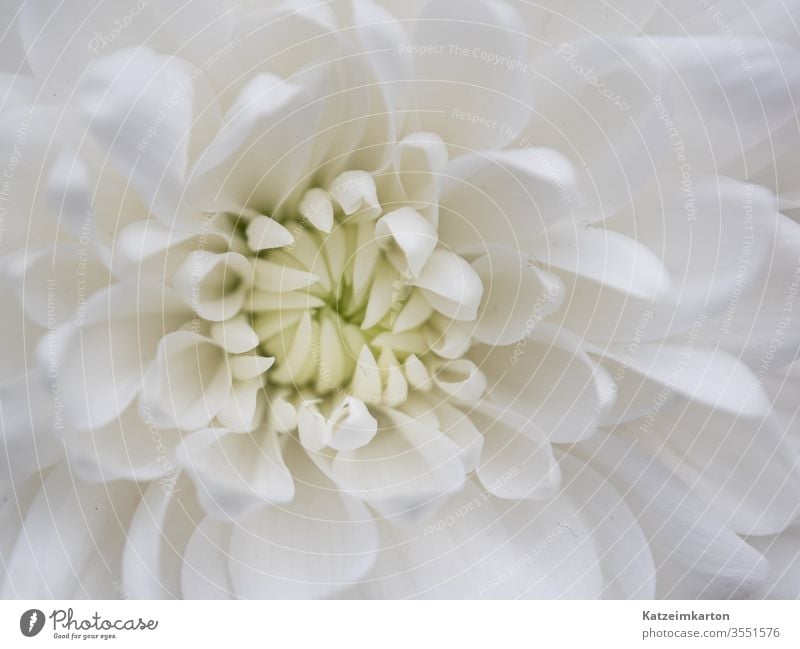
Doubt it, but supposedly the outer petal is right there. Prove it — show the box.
[523,37,672,220]
[591,342,771,419]
[748,526,800,599]
[472,324,616,443]
[352,470,642,598]
[577,435,769,598]
[697,212,800,368]
[227,444,379,598]
[64,404,182,484]
[643,38,800,181]
[46,282,190,431]
[141,331,232,431]
[608,175,781,329]
[0,372,63,481]
[470,245,563,346]
[177,427,294,520]
[331,409,466,524]
[3,462,140,598]
[411,0,532,150]
[644,0,800,46]
[615,401,800,537]
[77,48,195,223]
[122,473,205,599]
[180,517,235,600]
[438,148,581,254]
[189,71,327,215]
[472,406,561,501]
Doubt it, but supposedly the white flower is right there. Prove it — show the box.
[1,0,800,599]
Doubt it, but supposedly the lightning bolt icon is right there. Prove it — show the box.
[28,611,37,632]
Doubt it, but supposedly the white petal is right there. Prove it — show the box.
[518,1,655,58]
[19,1,164,98]
[116,218,203,270]
[328,170,381,221]
[352,480,520,598]
[45,149,97,241]
[429,401,484,473]
[3,463,140,598]
[644,0,796,44]
[0,286,38,385]
[439,148,581,254]
[122,474,205,599]
[45,282,189,430]
[471,245,563,345]
[173,251,251,322]
[252,259,319,292]
[355,476,608,598]
[361,260,397,330]
[0,475,40,576]
[5,244,106,328]
[190,72,326,215]
[473,324,616,443]
[404,354,433,392]
[245,215,294,251]
[178,427,294,520]
[210,315,259,354]
[248,290,326,312]
[141,331,232,431]
[615,401,800,537]
[642,37,800,179]
[531,224,673,303]
[350,345,383,404]
[697,212,800,368]
[215,378,265,433]
[328,397,378,451]
[392,289,434,334]
[181,517,234,600]
[332,409,466,524]
[66,403,182,483]
[390,132,448,224]
[577,435,770,597]
[298,402,331,452]
[432,359,487,404]
[298,188,334,233]
[412,0,532,150]
[0,372,63,481]
[227,445,378,598]
[265,312,316,386]
[229,355,275,381]
[557,453,657,599]
[473,406,561,501]
[608,175,782,325]
[522,37,673,219]
[594,342,770,418]
[414,250,483,321]
[425,317,472,359]
[353,222,382,299]
[77,48,194,223]
[375,207,438,277]
[0,109,64,256]
[341,0,414,171]
[748,526,800,599]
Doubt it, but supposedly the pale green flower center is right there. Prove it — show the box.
[237,170,483,409]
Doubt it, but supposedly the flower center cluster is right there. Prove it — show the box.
[168,169,486,442]
[247,170,481,408]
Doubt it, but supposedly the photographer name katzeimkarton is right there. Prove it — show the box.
[642,610,731,621]
[49,608,158,633]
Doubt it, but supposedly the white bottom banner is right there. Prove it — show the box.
[0,600,797,648]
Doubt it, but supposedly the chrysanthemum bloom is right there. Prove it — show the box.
[1,0,799,599]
